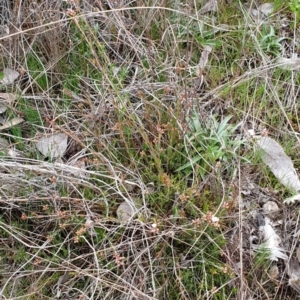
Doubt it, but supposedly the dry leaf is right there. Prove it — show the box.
[0,25,9,37]
[297,247,300,263]
[256,136,300,192]
[66,157,88,179]
[199,0,217,14]
[258,3,274,16]
[277,57,300,71]
[0,117,24,131]
[36,133,68,159]
[85,216,97,237]
[198,45,213,73]
[284,194,300,204]
[0,105,7,114]
[0,93,17,114]
[117,201,136,222]
[0,68,20,85]
[248,2,274,23]
[0,137,9,151]
[8,147,24,158]
[256,216,288,261]
[54,272,70,299]
[287,258,300,294]
[262,201,279,215]
[145,182,155,194]
[269,265,279,280]
[0,93,18,102]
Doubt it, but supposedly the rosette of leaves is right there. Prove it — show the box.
[177,114,244,180]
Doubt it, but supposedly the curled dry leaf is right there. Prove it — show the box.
[0,68,20,85]
[255,136,300,193]
[54,272,70,299]
[145,182,155,194]
[198,45,213,73]
[0,117,24,130]
[117,201,136,222]
[36,133,68,159]
[0,93,18,114]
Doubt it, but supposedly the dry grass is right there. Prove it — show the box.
[0,0,300,299]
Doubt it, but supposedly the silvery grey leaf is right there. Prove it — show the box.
[0,137,9,151]
[117,201,136,222]
[36,133,68,159]
[8,147,25,158]
[247,2,274,23]
[198,45,213,72]
[269,265,279,279]
[0,117,24,130]
[199,0,217,14]
[297,247,300,263]
[255,216,288,261]
[262,201,279,215]
[0,68,20,85]
[256,136,300,192]
[287,258,300,293]
[277,57,300,71]
[65,157,88,179]
[0,93,18,102]
[54,272,70,299]
[0,105,7,114]
[0,25,9,37]
[0,93,18,114]
[258,3,274,16]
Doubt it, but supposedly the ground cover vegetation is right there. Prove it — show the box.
[0,0,300,299]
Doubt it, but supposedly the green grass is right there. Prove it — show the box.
[0,0,300,299]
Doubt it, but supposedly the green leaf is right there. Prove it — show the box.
[176,154,202,172]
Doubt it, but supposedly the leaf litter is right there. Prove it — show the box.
[199,0,218,14]
[246,2,274,23]
[36,133,68,160]
[253,215,288,261]
[255,136,300,193]
[0,117,24,131]
[117,201,137,222]
[0,68,20,85]
[277,55,300,71]
[2,2,300,299]
[0,93,18,114]
[225,130,300,294]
